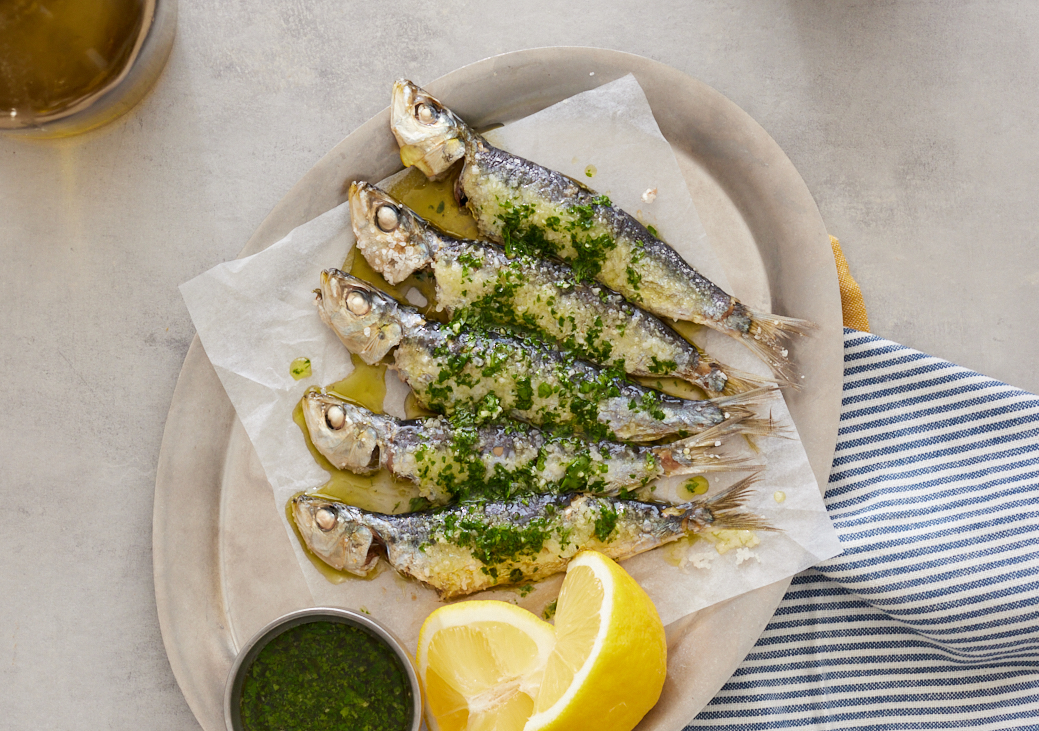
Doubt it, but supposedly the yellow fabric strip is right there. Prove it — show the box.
[830,236,870,333]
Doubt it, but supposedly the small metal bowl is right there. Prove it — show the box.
[224,607,423,731]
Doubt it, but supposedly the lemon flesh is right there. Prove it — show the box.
[526,551,667,731]
[419,601,556,731]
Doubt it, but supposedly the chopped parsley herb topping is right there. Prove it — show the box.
[420,494,634,577]
[648,356,678,375]
[594,503,619,542]
[408,411,659,504]
[409,497,433,512]
[415,324,671,442]
[493,196,619,284]
[437,511,551,566]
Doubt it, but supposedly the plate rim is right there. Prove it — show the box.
[154,46,840,731]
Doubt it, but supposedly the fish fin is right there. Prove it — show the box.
[653,435,762,475]
[710,387,791,440]
[675,355,773,397]
[675,387,787,442]
[695,412,783,443]
[711,385,780,412]
[736,416,788,440]
[704,474,778,532]
[665,418,751,447]
[717,365,778,396]
[741,311,816,385]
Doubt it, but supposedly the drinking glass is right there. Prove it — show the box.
[0,0,177,137]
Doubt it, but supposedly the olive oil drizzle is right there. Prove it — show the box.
[387,166,480,240]
[325,353,389,414]
[291,355,419,583]
[347,249,444,323]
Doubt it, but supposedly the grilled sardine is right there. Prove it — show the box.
[315,270,774,442]
[291,476,770,598]
[302,390,757,504]
[390,79,812,381]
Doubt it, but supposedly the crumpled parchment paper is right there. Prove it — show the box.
[180,75,842,647]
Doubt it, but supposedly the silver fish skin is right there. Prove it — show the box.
[301,390,758,504]
[350,181,769,396]
[291,475,770,598]
[390,79,812,382]
[315,270,773,443]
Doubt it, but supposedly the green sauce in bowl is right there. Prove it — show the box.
[238,620,413,731]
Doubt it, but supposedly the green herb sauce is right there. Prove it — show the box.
[593,503,619,541]
[239,621,412,731]
[437,511,552,566]
[684,475,710,496]
[446,251,623,371]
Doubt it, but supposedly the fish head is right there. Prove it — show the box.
[291,495,381,575]
[349,181,436,285]
[301,391,385,474]
[391,79,469,179]
[316,269,406,364]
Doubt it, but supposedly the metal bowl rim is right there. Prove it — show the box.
[222,606,423,731]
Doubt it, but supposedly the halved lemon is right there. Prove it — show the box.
[417,600,556,731]
[526,551,667,731]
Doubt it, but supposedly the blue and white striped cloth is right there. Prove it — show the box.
[691,329,1039,730]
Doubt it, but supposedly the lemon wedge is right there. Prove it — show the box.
[526,551,667,731]
[417,552,667,731]
[418,600,556,731]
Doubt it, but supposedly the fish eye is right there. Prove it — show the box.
[415,103,438,125]
[315,507,338,532]
[375,204,401,232]
[325,404,346,430]
[345,290,372,316]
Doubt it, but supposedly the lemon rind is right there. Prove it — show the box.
[523,551,615,730]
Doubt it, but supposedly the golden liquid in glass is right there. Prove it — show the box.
[0,0,148,122]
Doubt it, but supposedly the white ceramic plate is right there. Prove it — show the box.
[154,47,842,731]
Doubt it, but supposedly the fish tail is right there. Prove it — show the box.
[737,416,787,440]
[712,385,779,412]
[708,388,788,440]
[717,365,778,397]
[741,311,815,384]
[703,474,777,532]
[653,434,762,475]
[677,354,776,397]
[667,418,750,447]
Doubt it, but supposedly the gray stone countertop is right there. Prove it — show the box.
[1,2,1036,728]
